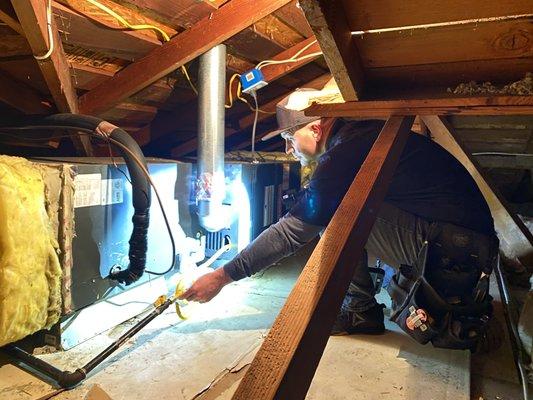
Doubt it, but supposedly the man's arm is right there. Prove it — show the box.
[223,213,323,280]
[180,214,323,302]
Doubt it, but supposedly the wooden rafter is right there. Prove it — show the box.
[78,0,293,116]
[0,2,23,35]
[475,154,533,170]
[11,0,93,155]
[299,0,365,101]
[0,70,53,114]
[422,115,533,266]
[305,96,533,117]
[232,116,414,399]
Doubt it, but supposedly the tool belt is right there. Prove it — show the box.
[387,223,498,351]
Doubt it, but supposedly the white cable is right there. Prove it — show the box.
[196,243,232,269]
[350,14,533,36]
[257,52,323,70]
[257,39,318,69]
[251,90,259,161]
[34,0,54,61]
[472,152,533,157]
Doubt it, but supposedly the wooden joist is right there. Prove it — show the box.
[305,96,533,117]
[299,0,365,101]
[11,0,93,155]
[422,115,533,267]
[232,116,414,400]
[0,70,53,114]
[78,0,293,116]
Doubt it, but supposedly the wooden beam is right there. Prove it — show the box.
[305,96,533,117]
[0,70,53,114]
[299,0,364,101]
[421,115,533,267]
[342,0,533,32]
[232,116,414,400]
[274,0,314,37]
[78,0,293,116]
[11,0,93,155]
[0,2,23,35]
[475,154,533,170]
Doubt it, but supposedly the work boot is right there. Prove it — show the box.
[331,303,386,336]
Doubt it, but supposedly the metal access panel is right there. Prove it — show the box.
[36,158,190,313]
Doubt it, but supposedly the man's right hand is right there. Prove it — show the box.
[179,267,233,303]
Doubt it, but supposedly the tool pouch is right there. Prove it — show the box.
[388,224,497,351]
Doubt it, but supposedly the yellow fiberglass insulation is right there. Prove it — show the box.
[0,155,62,346]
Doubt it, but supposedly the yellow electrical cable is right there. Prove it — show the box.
[85,0,170,41]
[84,0,198,95]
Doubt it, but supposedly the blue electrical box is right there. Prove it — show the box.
[240,68,267,93]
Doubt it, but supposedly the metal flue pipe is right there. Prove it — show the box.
[196,44,227,232]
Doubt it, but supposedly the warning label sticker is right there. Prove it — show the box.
[74,174,124,208]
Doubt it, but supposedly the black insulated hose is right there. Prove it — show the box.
[0,113,151,285]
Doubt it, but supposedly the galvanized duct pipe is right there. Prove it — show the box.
[197,44,227,232]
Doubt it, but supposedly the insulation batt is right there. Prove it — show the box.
[0,155,62,346]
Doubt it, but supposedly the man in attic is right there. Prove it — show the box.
[181,84,502,353]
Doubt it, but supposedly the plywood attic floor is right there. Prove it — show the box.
[1,246,472,400]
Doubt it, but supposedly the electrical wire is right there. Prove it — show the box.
[472,152,533,157]
[257,52,323,70]
[255,39,321,70]
[80,0,197,95]
[34,0,54,61]
[250,91,259,159]
[225,39,322,116]
[0,126,176,277]
[85,0,170,41]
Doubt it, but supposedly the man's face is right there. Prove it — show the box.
[283,121,322,166]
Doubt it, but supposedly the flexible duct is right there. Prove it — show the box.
[0,114,150,285]
[196,44,227,232]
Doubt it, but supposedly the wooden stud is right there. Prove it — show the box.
[299,0,365,101]
[232,116,414,400]
[422,115,533,267]
[78,0,293,116]
[305,96,533,117]
[11,0,93,155]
